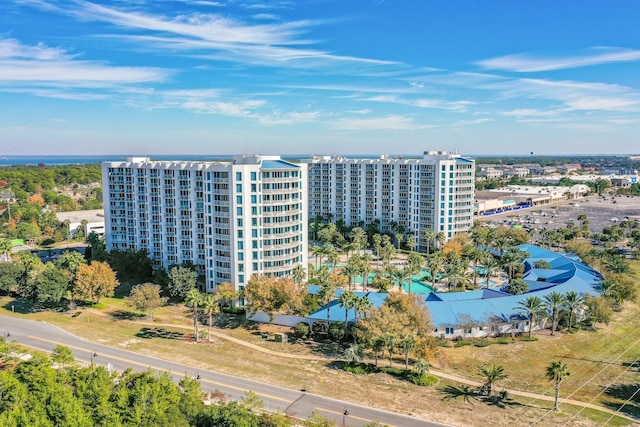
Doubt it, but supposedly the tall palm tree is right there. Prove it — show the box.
[292,264,306,284]
[337,290,356,337]
[394,267,412,293]
[435,232,446,250]
[201,293,220,342]
[359,252,373,292]
[546,361,570,411]
[423,229,436,255]
[342,262,359,291]
[349,227,368,256]
[326,245,340,271]
[563,291,584,331]
[477,364,508,397]
[501,247,529,280]
[483,257,500,288]
[544,291,564,336]
[185,289,204,343]
[353,296,372,325]
[426,253,444,292]
[515,296,544,338]
[372,233,383,267]
[468,248,486,288]
[318,279,336,327]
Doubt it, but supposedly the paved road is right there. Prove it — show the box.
[0,316,448,427]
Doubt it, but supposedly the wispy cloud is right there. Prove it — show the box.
[23,0,398,69]
[331,115,431,131]
[0,38,169,89]
[364,94,475,111]
[478,47,640,72]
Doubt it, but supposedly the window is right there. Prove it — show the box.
[238,252,244,261]
[237,230,243,238]
[236,172,242,181]
[252,229,258,238]
[237,241,244,249]
[237,219,243,227]
[251,172,257,180]
[237,207,243,215]
[251,195,257,203]
[239,275,244,283]
[236,196,242,204]
[236,184,242,192]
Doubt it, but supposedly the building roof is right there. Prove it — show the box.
[55,209,104,223]
[307,245,602,327]
[261,159,300,169]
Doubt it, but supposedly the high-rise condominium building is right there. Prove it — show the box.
[102,156,308,292]
[304,151,475,251]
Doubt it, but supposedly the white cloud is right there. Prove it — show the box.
[331,115,431,131]
[500,108,560,117]
[0,38,169,89]
[364,94,474,111]
[478,47,640,72]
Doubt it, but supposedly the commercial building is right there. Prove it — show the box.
[55,209,105,237]
[303,151,475,250]
[102,156,307,292]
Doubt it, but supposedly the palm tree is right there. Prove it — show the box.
[483,257,500,288]
[342,262,359,291]
[326,245,340,271]
[501,247,529,280]
[372,233,383,267]
[201,293,220,342]
[563,291,584,331]
[423,229,436,255]
[435,232,446,250]
[338,290,356,337]
[477,364,508,397]
[349,227,368,256]
[394,267,412,292]
[426,253,444,292]
[0,238,12,262]
[414,358,430,377]
[318,280,336,327]
[468,248,486,288]
[359,252,373,292]
[292,264,306,284]
[544,291,564,336]
[546,361,570,411]
[407,236,417,252]
[343,343,363,366]
[185,289,204,343]
[311,244,324,270]
[515,296,544,338]
[353,296,372,326]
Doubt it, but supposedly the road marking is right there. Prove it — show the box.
[316,407,396,426]
[27,335,292,404]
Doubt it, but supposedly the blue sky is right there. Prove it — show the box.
[1,0,639,156]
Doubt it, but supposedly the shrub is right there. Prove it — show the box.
[473,339,491,347]
[454,340,472,348]
[495,338,511,345]
[343,363,378,375]
[222,306,245,315]
[436,339,451,347]
[92,303,106,310]
[409,373,439,386]
[293,322,310,339]
[517,336,538,342]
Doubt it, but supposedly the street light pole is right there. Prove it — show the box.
[90,351,97,365]
[342,408,349,426]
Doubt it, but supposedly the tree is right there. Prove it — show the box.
[51,345,75,366]
[243,275,307,322]
[337,290,356,337]
[357,293,435,369]
[544,291,564,336]
[292,264,307,284]
[213,282,237,308]
[74,261,119,304]
[168,266,197,300]
[425,253,444,292]
[350,227,368,255]
[546,361,570,411]
[563,291,585,331]
[318,278,336,327]
[185,289,204,343]
[126,283,167,320]
[0,261,21,295]
[86,232,108,262]
[504,278,529,295]
[201,293,220,342]
[25,263,68,306]
[343,343,363,365]
[515,295,544,338]
[414,358,430,377]
[477,364,507,397]
[423,229,436,254]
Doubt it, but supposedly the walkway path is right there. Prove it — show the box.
[87,309,637,423]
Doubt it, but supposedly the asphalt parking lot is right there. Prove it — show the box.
[477,194,640,234]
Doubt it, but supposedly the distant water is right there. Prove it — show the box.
[0,153,417,167]
[0,155,237,167]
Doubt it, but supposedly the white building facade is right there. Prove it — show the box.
[102,156,308,292]
[304,151,475,250]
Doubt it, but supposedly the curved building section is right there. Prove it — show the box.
[102,156,307,292]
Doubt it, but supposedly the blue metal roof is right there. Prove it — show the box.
[261,159,299,169]
[307,245,602,327]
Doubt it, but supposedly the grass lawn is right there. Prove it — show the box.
[2,261,640,426]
